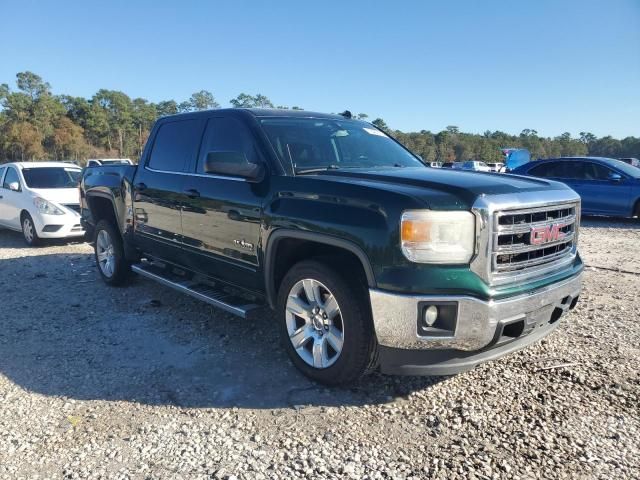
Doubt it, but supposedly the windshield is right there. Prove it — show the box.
[609,159,640,178]
[260,118,424,173]
[22,167,82,188]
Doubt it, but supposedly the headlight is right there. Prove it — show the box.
[401,210,475,263]
[33,197,65,215]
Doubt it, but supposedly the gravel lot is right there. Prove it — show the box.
[0,218,638,479]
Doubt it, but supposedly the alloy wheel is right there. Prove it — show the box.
[96,229,116,278]
[23,218,34,244]
[285,279,344,369]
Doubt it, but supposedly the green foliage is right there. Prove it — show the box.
[0,71,637,165]
[371,118,389,132]
[229,93,274,108]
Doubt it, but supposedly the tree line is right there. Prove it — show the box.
[0,71,637,165]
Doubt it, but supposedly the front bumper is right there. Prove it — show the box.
[369,271,582,375]
[32,211,85,238]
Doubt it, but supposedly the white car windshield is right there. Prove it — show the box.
[22,167,82,188]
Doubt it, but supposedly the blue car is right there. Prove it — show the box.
[512,157,640,218]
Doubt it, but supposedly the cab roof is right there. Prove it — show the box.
[159,108,352,122]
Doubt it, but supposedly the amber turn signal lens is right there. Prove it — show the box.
[401,220,431,243]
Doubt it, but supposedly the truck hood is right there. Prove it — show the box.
[312,167,566,209]
[29,187,81,205]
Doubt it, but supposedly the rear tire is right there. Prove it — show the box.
[21,213,41,247]
[277,259,378,385]
[94,219,130,286]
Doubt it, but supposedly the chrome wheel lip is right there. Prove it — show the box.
[96,229,115,278]
[22,218,34,243]
[285,278,344,369]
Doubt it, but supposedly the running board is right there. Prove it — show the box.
[131,263,263,319]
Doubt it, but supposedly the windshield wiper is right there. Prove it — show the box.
[295,165,342,175]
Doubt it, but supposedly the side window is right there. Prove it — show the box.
[557,161,585,179]
[530,162,565,178]
[583,162,613,180]
[147,119,203,172]
[0,167,5,185]
[3,167,21,190]
[196,117,257,174]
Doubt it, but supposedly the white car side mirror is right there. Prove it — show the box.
[8,181,20,192]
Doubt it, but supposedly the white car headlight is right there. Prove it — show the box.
[401,210,475,263]
[33,197,65,215]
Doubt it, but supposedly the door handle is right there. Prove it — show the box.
[135,182,147,191]
[184,188,200,199]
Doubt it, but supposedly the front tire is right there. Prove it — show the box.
[94,220,130,286]
[277,260,377,385]
[21,213,41,246]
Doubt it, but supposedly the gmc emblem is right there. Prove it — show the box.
[530,223,566,245]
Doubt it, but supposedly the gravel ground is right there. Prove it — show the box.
[0,218,638,480]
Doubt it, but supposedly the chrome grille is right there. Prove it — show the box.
[492,202,579,280]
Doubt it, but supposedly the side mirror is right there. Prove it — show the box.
[204,152,265,183]
[608,172,622,182]
[8,181,20,192]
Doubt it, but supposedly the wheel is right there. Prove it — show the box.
[21,213,41,246]
[277,260,378,385]
[94,219,130,286]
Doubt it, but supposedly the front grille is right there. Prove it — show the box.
[492,203,578,280]
[63,203,81,214]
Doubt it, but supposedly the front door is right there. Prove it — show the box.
[180,116,265,291]
[133,118,205,262]
[0,166,24,229]
[563,161,631,215]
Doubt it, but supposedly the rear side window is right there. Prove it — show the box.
[0,167,5,184]
[148,119,203,172]
[196,117,257,174]
[3,167,20,190]
[529,161,568,178]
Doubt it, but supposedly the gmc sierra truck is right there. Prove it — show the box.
[80,109,583,385]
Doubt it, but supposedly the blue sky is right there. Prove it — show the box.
[1,0,638,137]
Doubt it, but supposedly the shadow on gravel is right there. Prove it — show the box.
[0,229,445,410]
[580,216,640,229]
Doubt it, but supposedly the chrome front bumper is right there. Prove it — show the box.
[369,272,583,352]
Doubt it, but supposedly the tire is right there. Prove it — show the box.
[94,219,130,286]
[21,213,41,247]
[277,259,378,385]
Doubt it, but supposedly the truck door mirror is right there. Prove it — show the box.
[204,151,265,183]
[8,181,20,192]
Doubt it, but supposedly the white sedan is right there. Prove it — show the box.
[0,162,85,246]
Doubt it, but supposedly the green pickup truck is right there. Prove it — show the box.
[80,109,583,385]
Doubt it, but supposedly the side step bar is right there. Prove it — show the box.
[131,263,263,319]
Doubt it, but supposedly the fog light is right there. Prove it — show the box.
[424,305,438,326]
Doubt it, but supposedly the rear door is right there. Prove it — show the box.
[179,115,265,291]
[133,118,205,262]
